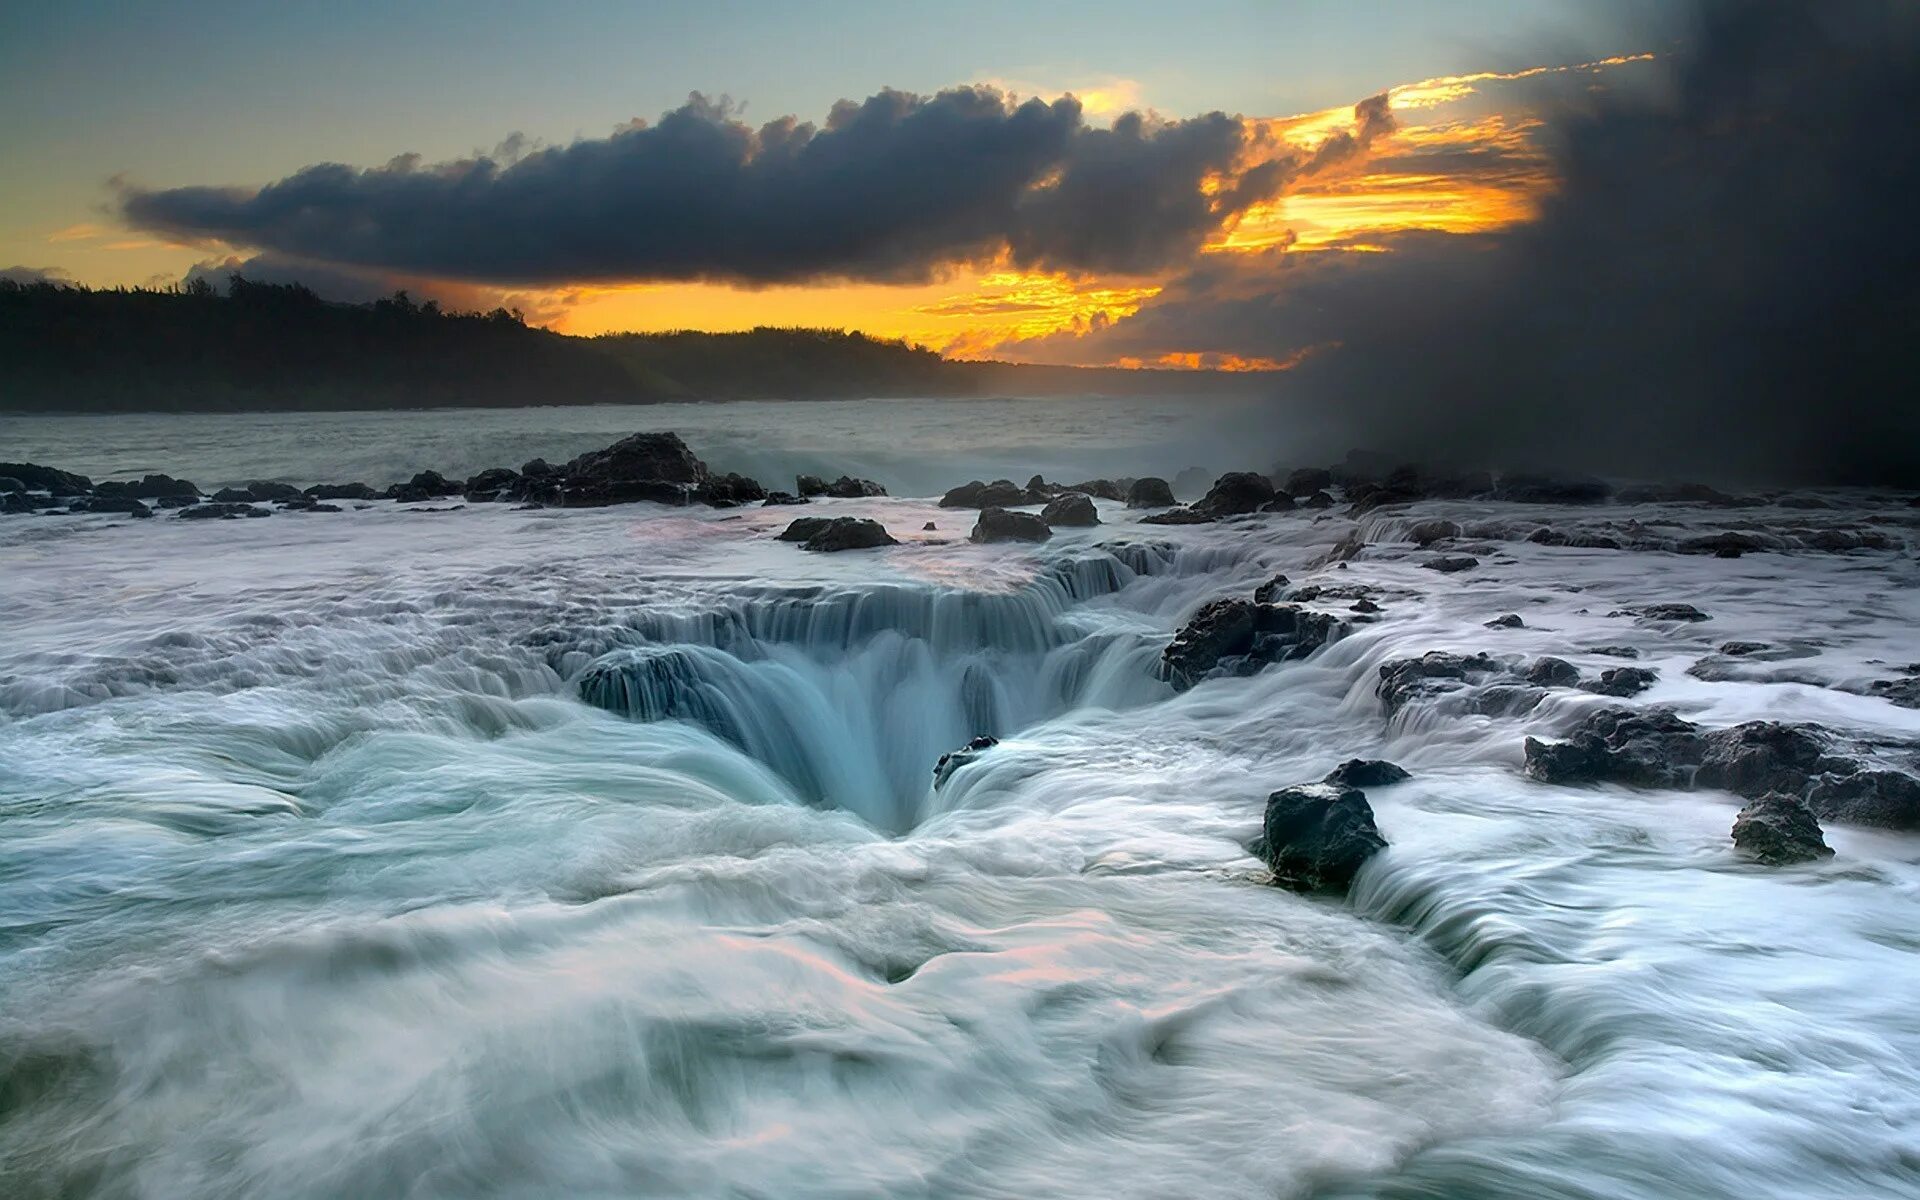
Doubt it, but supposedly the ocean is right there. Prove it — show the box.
[2,399,1918,1198]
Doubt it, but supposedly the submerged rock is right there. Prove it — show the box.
[177,502,271,520]
[970,507,1052,543]
[1804,770,1920,829]
[1731,793,1833,864]
[1625,603,1712,623]
[1694,721,1836,799]
[1583,666,1659,697]
[73,496,153,518]
[1421,555,1480,573]
[1526,657,1582,688]
[933,735,999,789]
[1253,574,1291,604]
[1125,477,1176,508]
[563,479,693,507]
[1377,651,1502,716]
[304,482,379,501]
[761,491,809,506]
[1522,707,1705,788]
[1323,759,1410,788]
[1039,492,1099,527]
[1486,613,1526,629]
[1408,519,1462,547]
[1139,506,1216,526]
[1260,783,1388,892]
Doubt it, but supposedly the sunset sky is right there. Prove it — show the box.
[0,0,1665,369]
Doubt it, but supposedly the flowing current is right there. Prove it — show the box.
[3,401,1919,1198]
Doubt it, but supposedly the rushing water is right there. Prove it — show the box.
[3,402,1919,1198]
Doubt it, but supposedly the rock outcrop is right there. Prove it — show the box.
[1039,492,1099,527]
[1125,477,1176,508]
[1162,599,1342,691]
[1260,783,1387,892]
[1731,793,1834,864]
[970,507,1053,544]
[778,516,898,552]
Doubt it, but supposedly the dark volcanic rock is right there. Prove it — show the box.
[795,474,829,497]
[1678,532,1768,557]
[777,517,831,543]
[465,467,519,499]
[1282,467,1332,496]
[1486,613,1525,629]
[1804,770,1920,830]
[1125,477,1177,508]
[1869,678,1920,709]
[1731,793,1833,864]
[1377,651,1502,716]
[563,432,707,485]
[1619,603,1711,623]
[74,496,153,518]
[520,457,557,478]
[1584,645,1642,658]
[1694,722,1836,800]
[94,473,199,500]
[1253,574,1291,604]
[933,735,999,789]
[1583,666,1659,697]
[1522,707,1705,788]
[822,475,886,498]
[1039,492,1099,527]
[761,491,809,506]
[1421,555,1480,573]
[942,479,1030,509]
[1260,783,1387,892]
[1302,490,1334,509]
[798,516,897,552]
[1064,478,1126,502]
[0,476,25,494]
[1195,471,1275,516]
[1526,657,1581,687]
[970,507,1052,544]
[1323,759,1410,788]
[178,502,271,520]
[696,472,767,507]
[0,462,92,493]
[1162,599,1342,691]
[304,482,379,501]
[1407,519,1462,546]
[1719,641,1771,656]
[1262,493,1297,512]
[386,471,462,503]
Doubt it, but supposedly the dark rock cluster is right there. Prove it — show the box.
[1161,597,1343,691]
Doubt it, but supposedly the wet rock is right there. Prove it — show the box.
[1493,472,1613,504]
[1421,555,1480,573]
[1522,707,1705,788]
[1125,477,1177,508]
[696,472,767,507]
[3,491,40,513]
[1869,678,1920,709]
[922,521,936,530]
[1063,478,1125,502]
[761,492,809,505]
[462,467,518,500]
[1470,685,1550,717]
[94,473,199,500]
[1302,490,1334,510]
[177,502,271,520]
[1253,574,1291,604]
[1039,492,1099,527]
[1323,759,1410,788]
[385,471,462,503]
[1408,519,1462,547]
[563,432,707,485]
[1138,506,1216,526]
[933,735,999,789]
[942,479,1030,509]
[210,486,253,502]
[1162,599,1342,691]
[0,476,24,494]
[1618,603,1711,623]
[73,496,153,518]
[1583,666,1659,697]
[821,475,886,498]
[304,482,379,501]
[0,462,92,493]
[1526,657,1582,687]
[1262,493,1297,513]
[1486,613,1525,629]
[780,516,897,552]
[1260,783,1387,893]
[1719,641,1770,656]
[1804,770,1920,830]
[1584,645,1642,658]
[1731,793,1834,864]
[1377,651,1502,716]
[1694,722,1837,800]
[1283,467,1332,496]
[520,457,557,478]
[1195,471,1275,517]
[1350,597,1381,614]
[795,474,829,497]
[970,507,1052,544]
[1678,532,1769,556]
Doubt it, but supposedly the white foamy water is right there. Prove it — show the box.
[3,404,1920,1198]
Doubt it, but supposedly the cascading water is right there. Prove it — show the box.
[4,410,1919,1200]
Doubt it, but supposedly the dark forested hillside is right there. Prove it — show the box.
[0,279,1272,412]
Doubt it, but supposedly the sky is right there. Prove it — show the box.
[1,0,1664,367]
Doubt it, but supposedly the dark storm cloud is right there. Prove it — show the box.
[119,87,1390,287]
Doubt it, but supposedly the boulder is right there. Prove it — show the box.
[1262,493,1297,513]
[74,496,152,518]
[776,517,831,543]
[1323,759,1410,788]
[941,479,1029,508]
[822,475,887,498]
[1421,555,1480,573]
[1694,721,1836,800]
[1526,657,1581,687]
[1583,666,1659,697]
[385,471,462,503]
[761,492,809,505]
[1804,770,1920,830]
[1063,479,1126,502]
[796,516,897,552]
[1283,467,1332,496]
[1351,597,1382,614]
[795,474,829,497]
[3,491,38,513]
[1407,519,1462,546]
[562,432,707,485]
[304,482,379,501]
[1624,603,1711,623]
[1252,574,1290,604]
[1125,477,1176,508]
[1486,613,1525,629]
[1195,471,1275,516]
[1731,793,1833,864]
[1039,492,1099,527]
[1162,599,1341,691]
[94,473,199,500]
[1260,783,1387,892]
[970,507,1052,544]
[0,462,92,493]
[1139,507,1216,525]
[1377,651,1502,716]
[178,502,271,520]
[1522,707,1705,788]
[933,735,999,789]
[0,476,25,494]
[520,457,557,478]
[696,472,767,507]
[465,467,519,498]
